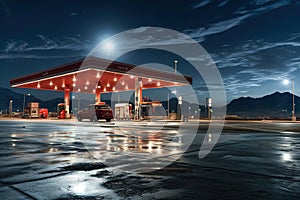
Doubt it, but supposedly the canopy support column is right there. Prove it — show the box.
[95,89,101,103]
[134,77,143,120]
[64,87,70,119]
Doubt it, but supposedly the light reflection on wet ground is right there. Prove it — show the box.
[0,120,299,199]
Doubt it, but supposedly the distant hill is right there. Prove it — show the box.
[0,87,42,112]
[227,92,300,118]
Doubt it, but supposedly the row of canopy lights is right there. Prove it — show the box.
[36,72,163,92]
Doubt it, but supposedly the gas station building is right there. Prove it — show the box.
[10,56,192,120]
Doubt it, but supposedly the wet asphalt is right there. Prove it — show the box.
[0,119,299,199]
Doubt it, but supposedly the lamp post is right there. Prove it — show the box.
[199,108,201,119]
[23,94,30,116]
[177,96,182,120]
[283,79,296,121]
[167,90,176,119]
[174,60,178,74]
[9,100,13,118]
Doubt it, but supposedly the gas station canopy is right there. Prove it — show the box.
[10,56,192,93]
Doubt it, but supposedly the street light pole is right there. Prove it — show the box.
[167,90,176,119]
[9,100,13,118]
[167,93,170,119]
[199,108,201,119]
[292,79,296,121]
[283,79,296,121]
[174,60,178,74]
[23,94,30,116]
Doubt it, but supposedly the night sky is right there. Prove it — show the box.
[1,0,300,102]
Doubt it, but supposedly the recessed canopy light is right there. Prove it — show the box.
[37,82,41,88]
[96,72,100,78]
[72,75,77,82]
[113,77,117,82]
[107,82,110,87]
[54,85,58,90]
[125,85,128,90]
[157,82,160,86]
[49,81,53,86]
[86,81,90,85]
[103,87,107,92]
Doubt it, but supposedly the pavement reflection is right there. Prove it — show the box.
[0,120,300,199]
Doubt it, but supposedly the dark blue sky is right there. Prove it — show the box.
[1,0,300,102]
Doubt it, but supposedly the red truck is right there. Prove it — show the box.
[77,103,113,122]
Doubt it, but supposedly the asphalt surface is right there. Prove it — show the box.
[0,119,299,199]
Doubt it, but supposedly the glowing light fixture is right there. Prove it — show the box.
[54,85,58,90]
[49,81,53,86]
[125,85,128,90]
[84,86,88,90]
[113,77,117,82]
[103,87,107,92]
[107,82,110,87]
[37,82,41,88]
[86,81,90,85]
[72,75,77,82]
[121,81,125,86]
[112,86,116,91]
[72,83,76,87]
[77,88,81,92]
[96,72,100,78]
[93,89,96,93]
[130,75,134,79]
[157,81,160,86]
[148,78,152,82]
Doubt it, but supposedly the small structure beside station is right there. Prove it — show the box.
[10,56,192,120]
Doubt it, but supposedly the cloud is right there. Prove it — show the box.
[204,30,300,97]
[192,0,213,9]
[186,14,251,42]
[221,75,262,95]
[187,0,291,42]
[0,0,11,17]
[0,34,93,59]
[218,0,230,7]
[253,0,290,12]
[2,34,92,53]
[69,12,77,16]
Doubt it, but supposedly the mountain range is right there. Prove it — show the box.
[227,92,300,118]
[1,87,299,118]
